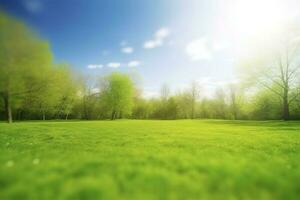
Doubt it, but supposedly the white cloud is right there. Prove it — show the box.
[155,27,170,39]
[185,38,212,61]
[121,47,134,54]
[87,64,103,69]
[143,27,170,49]
[128,60,141,67]
[23,0,43,13]
[107,62,121,68]
[143,40,162,49]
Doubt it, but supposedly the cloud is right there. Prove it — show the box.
[144,40,158,49]
[87,64,103,69]
[144,40,163,49]
[121,47,134,54]
[143,27,170,49]
[128,60,141,67]
[185,38,230,61]
[22,0,43,13]
[107,62,121,68]
[155,28,170,39]
[185,38,212,61]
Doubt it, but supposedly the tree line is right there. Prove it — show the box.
[1,12,300,123]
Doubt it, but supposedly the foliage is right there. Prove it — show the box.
[247,90,281,120]
[0,12,53,122]
[99,73,134,120]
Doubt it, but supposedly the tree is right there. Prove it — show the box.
[228,84,238,119]
[188,81,201,119]
[239,24,300,120]
[0,12,53,123]
[173,91,191,119]
[27,66,62,120]
[54,65,79,120]
[160,83,170,101]
[164,97,178,119]
[100,73,134,120]
[77,75,100,120]
[212,87,227,119]
[248,89,281,120]
[132,89,150,119]
[227,84,244,120]
[153,84,179,119]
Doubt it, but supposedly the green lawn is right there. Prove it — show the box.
[0,120,300,200]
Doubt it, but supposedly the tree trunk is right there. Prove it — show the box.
[42,110,46,120]
[232,104,237,120]
[3,92,12,123]
[111,110,116,120]
[191,99,195,119]
[282,88,289,120]
[65,112,69,120]
[233,109,237,120]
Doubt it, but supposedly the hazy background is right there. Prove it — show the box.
[2,0,299,97]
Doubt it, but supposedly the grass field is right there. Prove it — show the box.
[0,120,300,200]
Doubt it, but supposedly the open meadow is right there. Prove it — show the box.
[2,0,300,199]
[1,120,300,200]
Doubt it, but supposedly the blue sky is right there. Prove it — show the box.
[1,0,299,97]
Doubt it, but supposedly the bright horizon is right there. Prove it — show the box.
[1,0,300,98]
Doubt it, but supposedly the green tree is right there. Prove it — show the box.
[188,81,201,119]
[27,67,61,120]
[100,73,134,120]
[54,65,79,120]
[238,24,300,120]
[132,89,150,119]
[77,75,100,120]
[212,87,228,119]
[227,84,245,120]
[173,91,191,119]
[0,12,53,123]
[289,86,300,119]
[248,89,281,120]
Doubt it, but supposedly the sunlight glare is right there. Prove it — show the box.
[230,0,292,40]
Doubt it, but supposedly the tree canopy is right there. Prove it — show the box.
[100,72,134,120]
[0,12,55,122]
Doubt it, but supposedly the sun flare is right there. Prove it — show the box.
[230,0,293,40]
